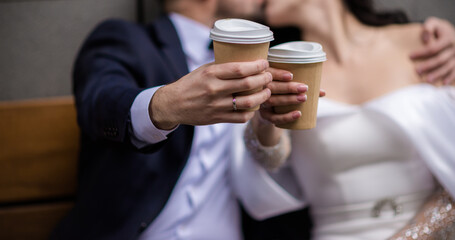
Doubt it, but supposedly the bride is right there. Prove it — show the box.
[232,0,455,239]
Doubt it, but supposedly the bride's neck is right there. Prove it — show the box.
[298,3,378,64]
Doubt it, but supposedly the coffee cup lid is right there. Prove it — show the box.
[210,19,274,44]
[268,41,326,63]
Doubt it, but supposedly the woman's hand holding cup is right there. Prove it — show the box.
[260,67,326,126]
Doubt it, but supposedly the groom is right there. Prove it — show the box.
[50,0,312,239]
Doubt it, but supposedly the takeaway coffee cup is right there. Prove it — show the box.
[210,18,274,111]
[268,41,326,130]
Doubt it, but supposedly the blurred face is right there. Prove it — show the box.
[264,0,302,27]
[265,0,326,28]
[216,0,265,20]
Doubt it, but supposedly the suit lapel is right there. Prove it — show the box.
[148,16,189,80]
[146,16,194,168]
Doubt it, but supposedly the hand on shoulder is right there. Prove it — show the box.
[410,17,455,85]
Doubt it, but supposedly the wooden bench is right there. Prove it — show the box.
[0,96,79,240]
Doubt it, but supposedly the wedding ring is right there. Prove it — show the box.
[232,96,237,111]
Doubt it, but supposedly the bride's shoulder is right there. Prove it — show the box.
[382,23,425,52]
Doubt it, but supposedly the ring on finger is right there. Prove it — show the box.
[232,95,237,111]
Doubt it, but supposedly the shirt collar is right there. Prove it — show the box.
[169,13,212,66]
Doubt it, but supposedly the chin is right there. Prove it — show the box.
[265,9,287,26]
[265,16,286,27]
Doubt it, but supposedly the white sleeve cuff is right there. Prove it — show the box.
[130,86,178,147]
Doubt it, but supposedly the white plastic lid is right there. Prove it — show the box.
[268,41,327,63]
[210,18,274,44]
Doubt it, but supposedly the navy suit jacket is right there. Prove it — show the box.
[51,16,195,240]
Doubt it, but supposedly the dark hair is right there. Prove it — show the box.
[344,0,409,26]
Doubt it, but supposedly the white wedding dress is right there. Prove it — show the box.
[231,84,455,240]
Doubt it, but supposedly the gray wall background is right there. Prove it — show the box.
[376,0,455,24]
[0,0,454,101]
[0,0,136,101]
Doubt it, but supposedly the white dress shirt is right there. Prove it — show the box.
[131,13,242,240]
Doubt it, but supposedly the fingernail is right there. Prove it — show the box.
[320,90,326,97]
[292,111,302,119]
[262,60,269,69]
[297,85,308,92]
[288,73,294,80]
[416,68,422,75]
[283,72,293,80]
[427,76,434,82]
[266,72,273,81]
[297,94,307,102]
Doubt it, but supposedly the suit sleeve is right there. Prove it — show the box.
[73,19,167,151]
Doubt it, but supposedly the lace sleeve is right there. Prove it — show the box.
[389,188,455,240]
[243,121,291,171]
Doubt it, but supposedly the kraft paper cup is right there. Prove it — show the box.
[210,19,274,111]
[268,41,326,130]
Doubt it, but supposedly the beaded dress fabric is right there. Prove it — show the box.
[390,190,455,240]
[244,122,291,171]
